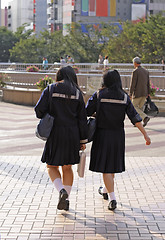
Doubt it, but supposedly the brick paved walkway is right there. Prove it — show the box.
[0,102,165,240]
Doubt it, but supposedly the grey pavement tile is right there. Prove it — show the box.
[28,234,41,240]
[17,237,29,240]
[0,102,165,239]
[4,238,18,240]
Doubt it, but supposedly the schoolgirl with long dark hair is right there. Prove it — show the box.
[35,66,88,211]
[86,70,151,210]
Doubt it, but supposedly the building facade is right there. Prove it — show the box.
[7,0,34,32]
[47,0,63,32]
[148,0,165,16]
[49,0,165,34]
[0,0,1,26]
[6,0,47,34]
[1,8,7,26]
[34,0,47,34]
[74,0,132,23]
[2,0,164,34]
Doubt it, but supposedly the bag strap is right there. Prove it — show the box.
[96,91,100,120]
[48,84,54,113]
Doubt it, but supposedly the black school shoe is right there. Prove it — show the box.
[98,187,108,200]
[64,200,69,211]
[108,200,117,211]
[57,188,68,210]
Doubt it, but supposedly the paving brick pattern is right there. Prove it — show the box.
[0,102,165,240]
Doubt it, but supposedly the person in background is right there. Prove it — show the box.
[103,56,109,69]
[35,66,88,211]
[129,57,150,127]
[60,57,66,66]
[86,70,151,211]
[98,55,104,69]
[43,57,48,70]
[67,56,74,64]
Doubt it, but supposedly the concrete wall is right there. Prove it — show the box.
[2,88,41,106]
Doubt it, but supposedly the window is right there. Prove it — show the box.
[150,10,153,14]
[8,23,11,27]
[55,0,58,4]
[150,0,154,3]
[8,14,11,18]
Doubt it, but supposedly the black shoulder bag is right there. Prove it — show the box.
[35,84,54,141]
[87,92,100,143]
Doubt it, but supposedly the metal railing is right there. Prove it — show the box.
[1,71,165,95]
[0,62,165,73]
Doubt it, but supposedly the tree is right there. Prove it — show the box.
[14,24,33,41]
[5,14,165,64]
[10,29,65,63]
[0,27,17,62]
[105,14,165,63]
[138,14,165,63]
[39,30,65,63]
[64,23,112,62]
[10,36,44,63]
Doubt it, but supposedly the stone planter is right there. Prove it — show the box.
[2,88,42,106]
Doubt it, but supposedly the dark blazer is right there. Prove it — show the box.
[35,82,88,143]
[86,88,142,129]
[129,66,150,98]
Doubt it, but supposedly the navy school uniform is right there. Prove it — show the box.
[86,88,142,174]
[35,81,88,166]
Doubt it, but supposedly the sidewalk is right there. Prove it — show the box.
[0,102,165,240]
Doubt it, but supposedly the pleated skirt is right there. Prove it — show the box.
[89,128,125,173]
[41,124,80,166]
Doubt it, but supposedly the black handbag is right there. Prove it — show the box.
[143,96,159,117]
[87,92,100,143]
[35,84,54,141]
[87,117,96,143]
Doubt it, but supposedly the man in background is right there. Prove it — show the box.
[129,57,150,127]
[98,55,104,69]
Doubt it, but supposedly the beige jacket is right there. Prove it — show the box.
[129,66,150,98]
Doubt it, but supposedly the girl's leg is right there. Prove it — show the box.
[103,173,115,194]
[47,165,64,192]
[103,173,117,210]
[47,165,61,182]
[47,165,68,210]
[62,165,73,199]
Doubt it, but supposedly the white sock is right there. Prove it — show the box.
[103,187,108,193]
[63,185,72,200]
[53,178,64,192]
[100,186,108,194]
[109,192,116,201]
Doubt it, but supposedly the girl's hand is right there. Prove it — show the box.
[80,144,86,150]
[145,135,151,145]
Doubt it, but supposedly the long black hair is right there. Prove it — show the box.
[102,69,125,98]
[56,66,81,96]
